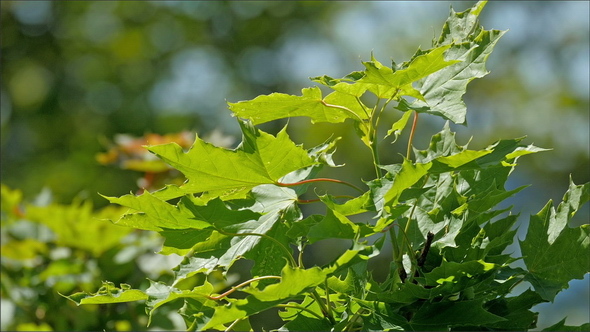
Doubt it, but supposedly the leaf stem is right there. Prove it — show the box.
[277,178,364,194]
[297,195,355,204]
[370,139,382,179]
[217,230,297,267]
[342,309,364,331]
[207,276,281,300]
[276,304,325,321]
[388,225,404,284]
[225,318,243,332]
[311,289,336,325]
[369,100,383,178]
[355,96,371,119]
[320,99,364,123]
[368,92,398,179]
[324,279,333,321]
[406,111,419,160]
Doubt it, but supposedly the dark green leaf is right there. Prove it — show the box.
[485,288,546,330]
[409,299,505,328]
[520,180,590,301]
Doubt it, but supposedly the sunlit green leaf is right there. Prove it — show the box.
[385,110,413,142]
[63,281,148,305]
[146,120,316,195]
[410,2,505,124]
[145,279,215,325]
[359,45,459,99]
[229,86,365,124]
[203,265,329,330]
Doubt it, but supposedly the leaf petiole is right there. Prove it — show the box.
[406,111,419,160]
[311,289,336,325]
[297,195,356,204]
[277,178,364,194]
[276,304,325,321]
[320,99,364,123]
[207,275,281,301]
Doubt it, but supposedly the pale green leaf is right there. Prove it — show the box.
[104,193,208,231]
[146,120,316,195]
[229,86,364,124]
[203,265,329,330]
[145,279,215,324]
[63,281,147,305]
[385,110,413,142]
[311,74,368,97]
[319,191,373,216]
[279,297,332,331]
[383,159,432,205]
[411,1,505,124]
[359,45,459,99]
[244,265,327,301]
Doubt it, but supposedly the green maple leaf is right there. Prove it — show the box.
[485,289,546,330]
[410,1,505,124]
[409,299,506,328]
[203,265,329,330]
[228,86,367,125]
[358,45,460,99]
[145,279,216,326]
[63,281,147,305]
[520,180,590,301]
[104,192,258,232]
[146,120,316,196]
[166,185,299,278]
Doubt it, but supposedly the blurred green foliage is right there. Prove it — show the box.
[0,184,180,331]
[1,1,588,330]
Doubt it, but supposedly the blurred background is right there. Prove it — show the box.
[1,1,588,330]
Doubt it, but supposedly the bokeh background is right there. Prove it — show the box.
[1,1,588,330]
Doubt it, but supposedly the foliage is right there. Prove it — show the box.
[0,184,178,331]
[61,2,589,331]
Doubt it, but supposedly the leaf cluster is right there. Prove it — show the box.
[64,2,589,331]
[0,185,172,331]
